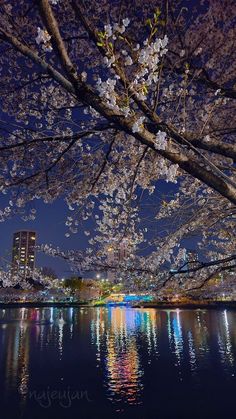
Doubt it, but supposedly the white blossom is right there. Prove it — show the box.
[124,56,133,66]
[103,55,115,68]
[122,18,130,27]
[35,27,51,45]
[43,44,53,52]
[132,116,145,133]
[104,24,112,37]
[166,164,179,183]
[194,47,203,55]
[81,71,87,82]
[154,131,168,150]
[35,27,52,52]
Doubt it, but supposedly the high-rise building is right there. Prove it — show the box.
[12,231,36,277]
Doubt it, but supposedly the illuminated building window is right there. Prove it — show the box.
[12,230,36,277]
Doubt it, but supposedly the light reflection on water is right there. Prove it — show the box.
[0,307,236,418]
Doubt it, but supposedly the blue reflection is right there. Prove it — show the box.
[0,307,236,418]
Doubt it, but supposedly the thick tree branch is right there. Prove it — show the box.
[39,0,79,82]
[0,28,75,94]
[2,25,236,205]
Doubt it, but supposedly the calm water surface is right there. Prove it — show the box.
[0,307,236,418]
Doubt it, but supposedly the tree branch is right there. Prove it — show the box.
[39,0,79,82]
[2,24,236,205]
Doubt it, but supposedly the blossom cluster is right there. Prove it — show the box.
[154,131,168,150]
[35,27,52,52]
[104,18,130,40]
[96,18,168,116]
[132,116,145,133]
[158,159,179,183]
[132,35,168,101]
[96,77,120,112]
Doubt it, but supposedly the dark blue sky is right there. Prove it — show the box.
[0,181,198,278]
[0,197,90,278]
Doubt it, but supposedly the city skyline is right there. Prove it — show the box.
[0,0,235,417]
[0,198,92,278]
[0,191,200,280]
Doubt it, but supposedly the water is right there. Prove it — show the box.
[0,307,235,419]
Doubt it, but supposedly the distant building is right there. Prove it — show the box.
[12,231,36,277]
[107,242,129,282]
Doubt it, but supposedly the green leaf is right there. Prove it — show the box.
[145,18,152,28]
[98,31,106,39]
[142,85,148,94]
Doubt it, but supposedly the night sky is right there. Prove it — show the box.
[0,0,199,280]
[0,179,198,278]
[0,196,89,278]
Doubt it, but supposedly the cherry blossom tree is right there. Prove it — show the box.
[0,0,236,292]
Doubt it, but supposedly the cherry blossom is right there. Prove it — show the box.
[154,131,168,150]
[0,0,235,293]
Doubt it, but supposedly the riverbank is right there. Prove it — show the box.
[131,300,236,309]
[0,300,236,309]
[0,301,89,308]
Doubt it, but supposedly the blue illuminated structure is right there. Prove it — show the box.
[106,294,153,305]
[123,295,153,302]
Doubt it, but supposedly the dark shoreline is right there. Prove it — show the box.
[0,302,89,309]
[0,301,236,309]
[131,301,236,310]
